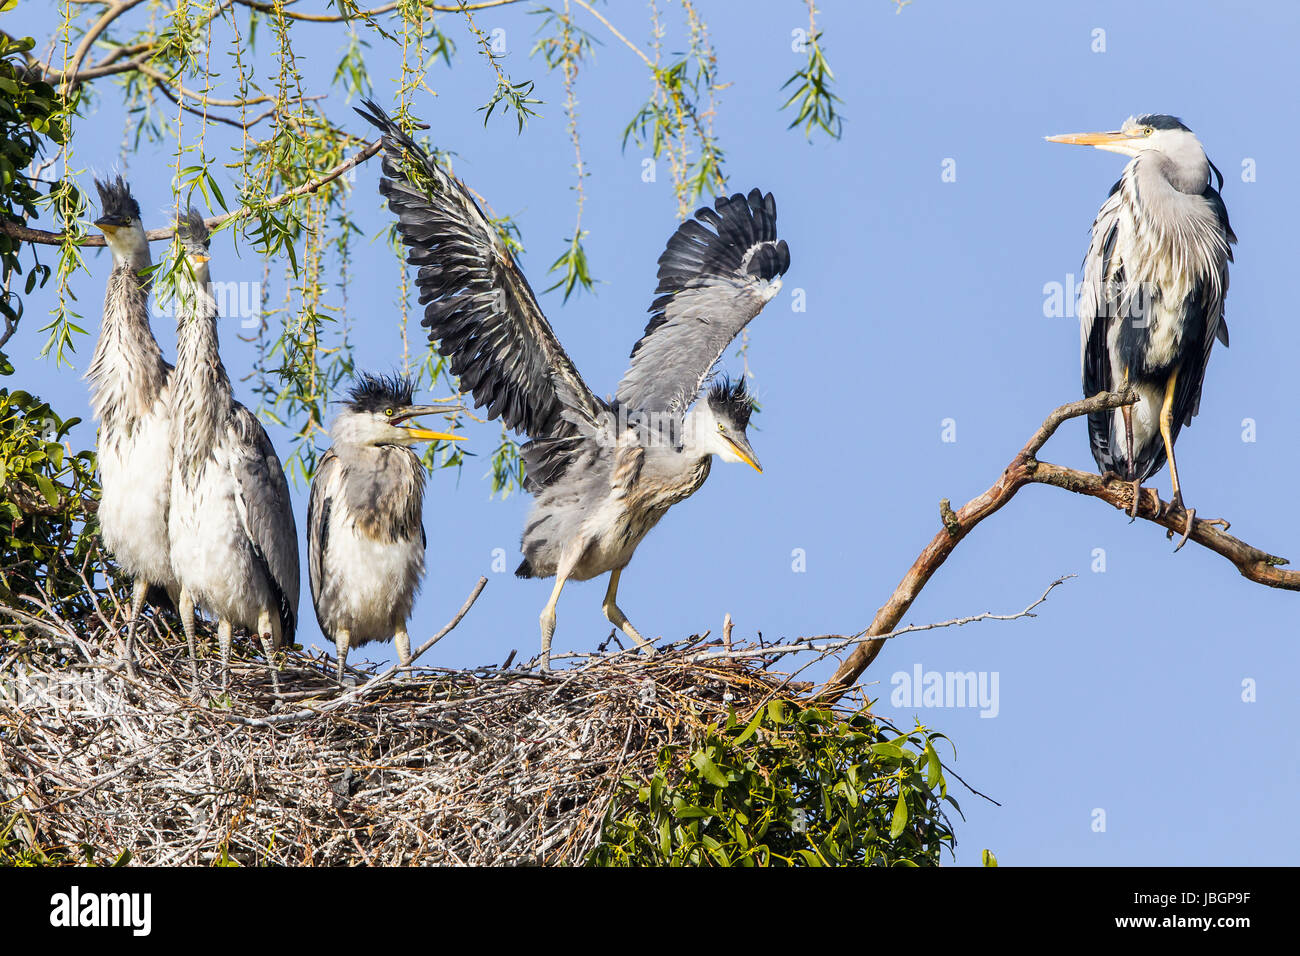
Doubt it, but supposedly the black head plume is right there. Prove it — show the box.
[175,207,209,253]
[1134,114,1191,132]
[707,375,755,429]
[346,372,416,414]
[93,176,141,225]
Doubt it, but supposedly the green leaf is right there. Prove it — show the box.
[889,791,908,840]
[691,751,729,788]
[34,473,58,507]
[982,848,998,868]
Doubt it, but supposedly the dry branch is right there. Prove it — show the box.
[0,141,381,247]
[0,577,817,866]
[816,389,1300,703]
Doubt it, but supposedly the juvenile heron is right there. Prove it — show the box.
[359,100,789,669]
[307,373,461,682]
[1048,114,1235,549]
[167,209,299,689]
[85,177,176,669]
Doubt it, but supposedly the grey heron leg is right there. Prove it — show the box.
[334,629,350,686]
[539,572,569,672]
[124,577,149,678]
[178,587,201,688]
[257,609,282,697]
[218,619,232,693]
[1120,402,1140,520]
[602,568,654,657]
[395,626,411,666]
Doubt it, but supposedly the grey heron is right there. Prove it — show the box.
[307,372,461,682]
[167,209,299,690]
[85,177,176,670]
[359,100,789,669]
[1047,114,1235,549]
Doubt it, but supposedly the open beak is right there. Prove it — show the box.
[389,404,464,443]
[1044,130,1143,156]
[726,434,763,474]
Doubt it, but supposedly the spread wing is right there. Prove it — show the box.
[615,189,790,414]
[306,449,337,627]
[357,100,605,490]
[231,405,300,643]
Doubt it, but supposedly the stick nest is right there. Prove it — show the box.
[0,588,818,866]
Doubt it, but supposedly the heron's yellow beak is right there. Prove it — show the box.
[726,436,763,474]
[390,404,463,443]
[403,427,462,442]
[1044,130,1134,146]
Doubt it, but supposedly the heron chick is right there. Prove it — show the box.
[167,209,300,690]
[1047,114,1235,549]
[360,100,788,669]
[308,373,461,683]
[85,177,176,671]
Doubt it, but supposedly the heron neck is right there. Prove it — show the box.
[172,276,232,480]
[86,266,169,430]
[337,443,427,543]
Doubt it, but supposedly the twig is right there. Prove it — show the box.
[816,389,1300,703]
[1,141,381,247]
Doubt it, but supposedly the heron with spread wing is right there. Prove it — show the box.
[168,210,299,690]
[359,101,790,669]
[1048,114,1235,549]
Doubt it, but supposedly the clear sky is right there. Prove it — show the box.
[7,0,1298,866]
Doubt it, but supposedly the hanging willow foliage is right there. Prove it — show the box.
[1,0,854,495]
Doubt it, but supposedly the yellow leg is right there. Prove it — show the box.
[1160,368,1196,551]
[602,567,654,656]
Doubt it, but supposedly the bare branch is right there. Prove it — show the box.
[816,390,1300,703]
[0,140,381,247]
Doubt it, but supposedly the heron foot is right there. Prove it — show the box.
[1166,493,1196,552]
[260,633,282,696]
[1128,478,1142,521]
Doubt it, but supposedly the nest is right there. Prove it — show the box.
[0,579,831,866]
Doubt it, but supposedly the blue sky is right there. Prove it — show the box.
[7,0,1299,865]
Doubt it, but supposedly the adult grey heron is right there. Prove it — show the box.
[167,209,299,690]
[359,100,789,669]
[1047,114,1235,550]
[307,373,461,682]
[85,177,176,670]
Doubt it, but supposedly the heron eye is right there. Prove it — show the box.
[1143,127,1154,136]
[717,422,726,433]
[385,408,394,417]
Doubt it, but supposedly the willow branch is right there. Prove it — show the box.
[1,140,380,247]
[815,389,1300,704]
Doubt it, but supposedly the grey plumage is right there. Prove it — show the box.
[85,177,176,670]
[167,208,299,689]
[307,372,460,682]
[360,100,788,668]
[1049,113,1236,546]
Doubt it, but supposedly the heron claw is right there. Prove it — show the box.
[1166,492,1196,552]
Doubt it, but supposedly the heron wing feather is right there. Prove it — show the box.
[615,189,790,414]
[231,405,300,642]
[358,101,605,493]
